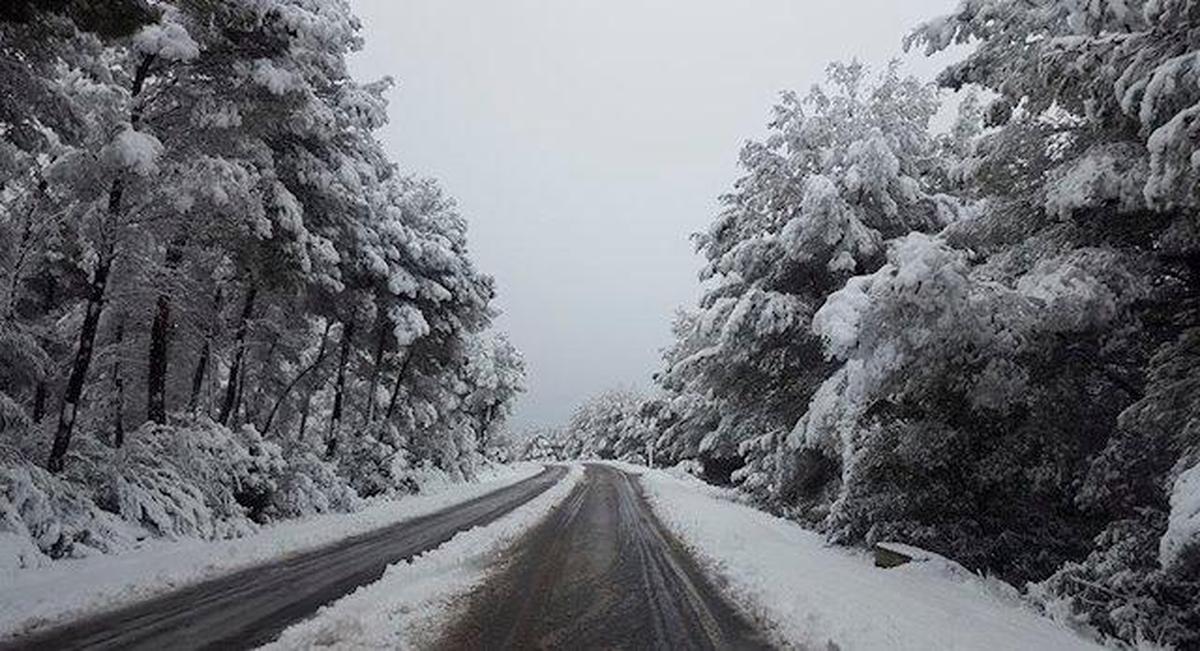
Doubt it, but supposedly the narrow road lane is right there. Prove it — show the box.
[2,466,567,651]
[439,463,772,650]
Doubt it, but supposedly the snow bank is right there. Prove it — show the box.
[622,462,1101,651]
[1161,460,1200,569]
[262,464,585,650]
[0,462,544,641]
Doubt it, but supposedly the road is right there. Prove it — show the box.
[2,465,568,651]
[438,463,772,650]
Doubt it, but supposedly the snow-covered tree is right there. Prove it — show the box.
[0,0,521,570]
[657,61,958,503]
[560,389,654,464]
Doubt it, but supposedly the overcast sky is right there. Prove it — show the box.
[347,0,963,430]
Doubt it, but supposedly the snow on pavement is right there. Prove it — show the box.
[621,462,1101,651]
[0,462,544,639]
[261,463,585,650]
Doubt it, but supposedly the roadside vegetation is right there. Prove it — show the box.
[548,2,1200,646]
[0,0,524,572]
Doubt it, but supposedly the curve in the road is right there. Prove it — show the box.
[438,463,773,650]
[2,465,568,651]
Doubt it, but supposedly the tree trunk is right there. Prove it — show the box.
[147,242,183,424]
[111,316,126,447]
[218,284,256,426]
[46,54,157,472]
[32,381,46,423]
[324,320,354,458]
[47,254,112,472]
[365,326,387,423]
[262,320,331,436]
[245,337,278,426]
[188,288,221,415]
[383,347,413,422]
[188,339,209,414]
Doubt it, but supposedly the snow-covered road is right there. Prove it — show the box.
[437,463,769,649]
[2,462,1106,651]
[0,466,566,650]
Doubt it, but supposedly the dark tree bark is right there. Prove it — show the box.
[47,254,112,472]
[324,320,354,458]
[188,339,209,414]
[32,381,46,423]
[262,320,331,436]
[111,316,126,447]
[218,284,257,426]
[245,337,278,426]
[383,347,413,423]
[365,325,387,423]
[188,288,221,415]
[146,241,184,424]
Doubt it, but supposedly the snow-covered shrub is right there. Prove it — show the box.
[337,423,409,499]
[270,448,358,519]
[80,420,283,538]
[1036,510,1200,649]
[0,462,141,570]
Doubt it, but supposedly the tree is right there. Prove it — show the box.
[658,61,958,504]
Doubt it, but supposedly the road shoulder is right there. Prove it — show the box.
[626,462,1102,650]
[259,464,585,650]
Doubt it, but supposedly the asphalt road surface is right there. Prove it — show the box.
[438,463,772,650]
[2,465,568,651]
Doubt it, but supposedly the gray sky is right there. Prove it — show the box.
[348,0,963,430]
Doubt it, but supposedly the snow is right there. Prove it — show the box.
[132,20,200,62]
[621,462,1101,651]
[262,464,584,650]
[251,59,305,96]
[102,127,164,176]
[1161,460,1200,569]
[0,462,544,641]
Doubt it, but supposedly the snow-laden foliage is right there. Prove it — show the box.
[555,389,655,464]
[0,0,523,570]
[604,2,1200,646]
[651,62,962,504]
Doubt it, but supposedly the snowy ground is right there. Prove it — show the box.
[612,462,1102,651]
[0,462,544,640]
[261,463,585,650]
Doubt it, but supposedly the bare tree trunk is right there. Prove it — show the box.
[32,381,46,423]
[233,353,249,427]
[32,274,55,424]
[324,320,354,458]
[188,339,209,414]
[297,384,313,441]
[218,284,256,426]
[365,326,387,423]
[47,253,112,472]
[262,320,331,436]
[147,241,183,424]
[245,338,278,426]
[188,288,221,415]
[111,316,126,447]
[383,348,413,422]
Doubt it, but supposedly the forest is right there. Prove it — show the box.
[0,0,524,571]
[3,0,1200,648]
[544,1,1200,647]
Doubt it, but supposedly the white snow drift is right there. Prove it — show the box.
[621,462,1100,651]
